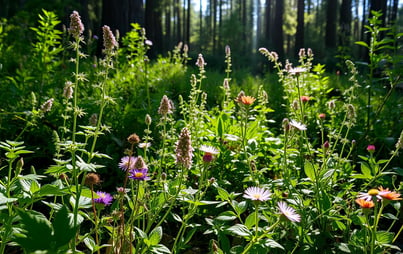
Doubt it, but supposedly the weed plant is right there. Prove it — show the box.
[0,9,403,254]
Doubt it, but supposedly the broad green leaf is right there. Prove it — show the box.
[215,211,237,221]
[0,192,17,205]
[226,224,252,237]
[52,205,76,249]
[262,238,284,250]
[148,226,163,246]
[376,231,394,244]
[150,244,171,253]
[244,211,257,229]
[355,41,369,48]
[360,162,372,178]
[216,186,230,200]
[14,209,52,252]
[232,200,247,215]
[304,161,316,181]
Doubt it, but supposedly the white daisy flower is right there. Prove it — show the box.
[243,187,271,202]
[289,120,307,131]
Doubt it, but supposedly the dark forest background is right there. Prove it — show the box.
[1,0,402,70]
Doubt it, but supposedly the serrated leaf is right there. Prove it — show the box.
[52,205,76,249]
[14,209,52,252]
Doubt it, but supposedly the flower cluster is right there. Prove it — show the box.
[68,11,84,38]
[102,25,118,50]
[175,127,193,169]
[356,187,402,208]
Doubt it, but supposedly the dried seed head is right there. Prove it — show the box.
[134,156,147,169]
[85,173,101,186]
[127,133,140,145]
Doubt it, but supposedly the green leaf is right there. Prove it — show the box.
[244,211,257,229]
[226,224,252,237]
[148,226,163,246]
[14,209,52,252]
[216,186,230,200]
[355,41,369,48]
[52,205,76,249]
[262,238,284,250]
[36,184,68,197]
[215,211,237,221]
[232,200,247,215]
[0,192,17,205]
[150,244,171,253]
[360,162,373,178]
[376,231,394,245]
[304,161,316,181]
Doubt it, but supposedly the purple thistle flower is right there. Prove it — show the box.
[129,168,150,181]
[119,156,136,171]
[94,191,113,206]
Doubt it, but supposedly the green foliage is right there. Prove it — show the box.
[0,9,402,254]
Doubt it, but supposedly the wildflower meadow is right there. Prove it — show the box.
[1,9,403,254]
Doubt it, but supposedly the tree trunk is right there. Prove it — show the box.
[325,0,337,49]
[102,0,144,37]
[339,0,352,46]
[295,0,305,56]
[272,0,284,57]
[145,0,163,56]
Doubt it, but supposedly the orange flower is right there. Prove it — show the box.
[355,198,375,208]
[378,186,402,200]
[239,96,256,106]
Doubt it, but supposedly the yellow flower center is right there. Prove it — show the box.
[135,172,144,178]
[252,194,261,199]
[368,189,379,196]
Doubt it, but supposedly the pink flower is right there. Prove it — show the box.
[367,145,376,153]
[278,201,301,222]
[300,96,311,103]
[118,156,136,171]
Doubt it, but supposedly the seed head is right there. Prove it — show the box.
[127,133,140,145]
[85,173,101,186]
